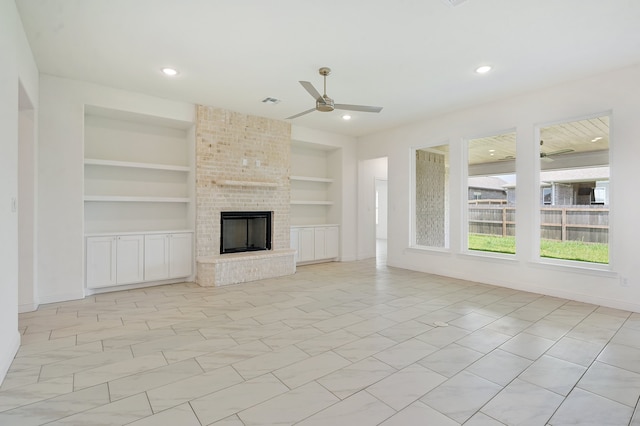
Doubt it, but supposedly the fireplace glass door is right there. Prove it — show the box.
[220,211,272,254]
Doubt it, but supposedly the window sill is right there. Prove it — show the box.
[528,258,617,278]
[459,250,519,265]
[405,245,452,256]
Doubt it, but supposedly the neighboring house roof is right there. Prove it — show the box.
[468,176,508,191]
[540,166,609,184]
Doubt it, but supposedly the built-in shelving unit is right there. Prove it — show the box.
[83,105,196,289]
[290,141,341,227]
[290,141,342,264]
[83,105,195,234]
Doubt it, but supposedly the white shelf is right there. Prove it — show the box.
[291,200,334,205]
[85,229,194,237]
[291,224,339,228]
[290,175,334,183]
[215,179,278,188]
[84,196,190,203]
[84,158,190,172]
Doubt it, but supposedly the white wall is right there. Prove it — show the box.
[18,93,37,312]
[291,126,358,262]
[37,75,195,305]
[357,157,388,259]
[0,0,39,384]
[358,64,640,312]
[375,179,388,240]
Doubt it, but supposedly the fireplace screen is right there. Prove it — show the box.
[220,211,272,254]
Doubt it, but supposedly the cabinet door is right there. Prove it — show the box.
[290,228,300,263]
[314,227,327,260]
[86,236,116,288]
[169,232,193,278]
[298,228,315,262]
[325,226,340,259]
[144,234,169,281]
[116,235,144,285]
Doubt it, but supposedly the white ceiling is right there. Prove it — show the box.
[15,0,640,137]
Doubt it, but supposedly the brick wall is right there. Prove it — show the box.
[195,105,291,258]
[416,150,446,247]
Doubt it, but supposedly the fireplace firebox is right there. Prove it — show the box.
[220,211,272,254]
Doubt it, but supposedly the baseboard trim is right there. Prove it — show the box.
[37,291,85,306]
[390,258,640,314]
[85,278,193,295]
[18,302,39,313]
[0,330,20,386]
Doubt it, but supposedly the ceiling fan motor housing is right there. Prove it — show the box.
[317,96,335,112]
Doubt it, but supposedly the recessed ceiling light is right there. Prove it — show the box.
[489,149,495,152]
[161,67,179,77]
[342,114,352,120]
[475,65,492,74]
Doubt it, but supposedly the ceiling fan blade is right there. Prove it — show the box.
[334,104,383,113]
[299,81,324,102]
[286,108,316,120]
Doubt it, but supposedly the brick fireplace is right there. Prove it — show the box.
[195,105,295,286]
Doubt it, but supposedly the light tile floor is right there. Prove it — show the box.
[2,258,640,425]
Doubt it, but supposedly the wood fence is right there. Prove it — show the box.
[468,205,609,243]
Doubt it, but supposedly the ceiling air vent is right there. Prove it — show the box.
[442,0,468,7]
[262,97,281,105]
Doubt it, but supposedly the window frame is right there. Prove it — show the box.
[410,141,451,251]
[463,128,518,259]
[533,111,613,271]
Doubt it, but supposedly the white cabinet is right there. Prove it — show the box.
[315,226,339,260]
[87,232,192,289]
[298,228,316,262]
[86,235,143,288]
[168,232,192,278]
[144,234,170,281]
[145,232,193,280]
[291,226,339,264]
[86,236,117,288]
[291,227,315,263]
[115,235,144,285]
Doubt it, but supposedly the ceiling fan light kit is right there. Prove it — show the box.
[287,67,383,120]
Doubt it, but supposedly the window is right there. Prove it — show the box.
[542,187,552,205]
[467,131,516,255]
[538,115,610,264]
[414,144,449,248]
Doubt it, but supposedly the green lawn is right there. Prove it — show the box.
[468,234,609,264]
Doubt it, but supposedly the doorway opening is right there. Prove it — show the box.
[358,157,388,265]
[375,179,388,265]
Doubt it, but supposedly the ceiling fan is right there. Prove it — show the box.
[286,67,383,120]
[500,141,574,162]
